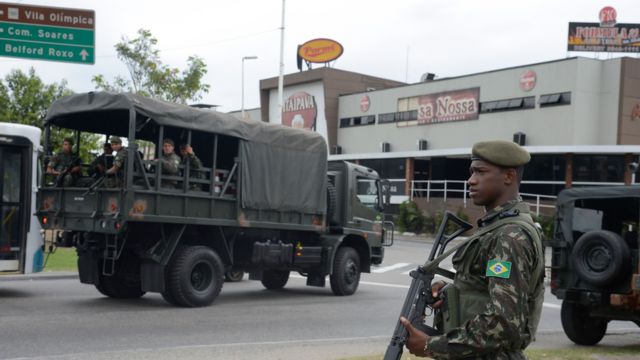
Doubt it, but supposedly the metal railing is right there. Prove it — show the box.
[409,179,631,216]
[409,180,567,216]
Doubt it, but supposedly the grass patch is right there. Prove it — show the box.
[525,346,640,359]
[43,247,77,272]
[343,345,640,360]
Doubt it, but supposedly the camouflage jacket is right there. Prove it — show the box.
[113,147,128,170]
[181,153,203,178]
[427,200,545,360]
[160,152,181,176]
[49,152,80,172]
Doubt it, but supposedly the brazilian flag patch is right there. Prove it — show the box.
[486,259,512,279]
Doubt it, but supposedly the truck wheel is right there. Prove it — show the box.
[225,271,245,282]
[572,230,629,287]
[166,246,224,307]
[95,255,146,299]
[261,270,290,289]
[330,247,360,296]
[561,301,607,345]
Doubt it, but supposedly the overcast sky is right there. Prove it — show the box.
[1,0,638,112]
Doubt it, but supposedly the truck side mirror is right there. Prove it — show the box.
[378,179,391,210]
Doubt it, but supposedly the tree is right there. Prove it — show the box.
[0,68,100,162]
[0,67,71,127]
[92,29,210,104]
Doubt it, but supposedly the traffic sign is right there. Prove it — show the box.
[0,2,95,64]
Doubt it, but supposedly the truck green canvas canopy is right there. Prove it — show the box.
[44,91,328,213]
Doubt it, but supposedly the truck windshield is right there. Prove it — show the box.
[356,177,378,209]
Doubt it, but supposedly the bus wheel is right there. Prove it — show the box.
[330,247,360,296]
[166,246,224,307]
[261,270,289,289]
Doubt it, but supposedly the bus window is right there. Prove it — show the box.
[1,149,22,268]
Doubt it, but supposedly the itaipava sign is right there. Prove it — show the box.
[298,38,343,63]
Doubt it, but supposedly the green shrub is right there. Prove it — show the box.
[396,200,427,233]
[430,208,472,235]
[533,214,555,240]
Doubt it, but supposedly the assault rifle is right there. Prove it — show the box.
[54,158,81,187]
[383,211,473,360]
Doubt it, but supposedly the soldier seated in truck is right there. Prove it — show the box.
[46,137,81,187]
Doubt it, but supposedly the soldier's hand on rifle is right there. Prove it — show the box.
[400,316,431,357]
[431,280,446,309]
[46,166,60,176]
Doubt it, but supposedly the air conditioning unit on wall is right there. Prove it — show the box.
[513,132,526,146]
[417,139,428,150]
[381,142,390,153]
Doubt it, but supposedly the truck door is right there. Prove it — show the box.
[0,143,29,273]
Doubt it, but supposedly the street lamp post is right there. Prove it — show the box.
[242,56,258,119]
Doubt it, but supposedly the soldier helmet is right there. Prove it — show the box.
[471,140,530,167]
[109,136,122,144]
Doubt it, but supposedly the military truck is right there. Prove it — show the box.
[550,186,640,345]
[37,92,394,307]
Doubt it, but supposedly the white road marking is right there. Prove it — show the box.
[372,262,411,273]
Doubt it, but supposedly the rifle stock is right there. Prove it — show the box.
[383,211,473,360]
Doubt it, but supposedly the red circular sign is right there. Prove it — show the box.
[360,95,370,112]
[282,91,317,130]
[519,70,536,92]
[599,6,617,27]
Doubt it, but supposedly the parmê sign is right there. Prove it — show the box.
[298,38,343,63]
[568,22,640,53]
[0,2,95,64]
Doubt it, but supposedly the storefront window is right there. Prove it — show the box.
[521,155,566,195]
[573,155,624,183]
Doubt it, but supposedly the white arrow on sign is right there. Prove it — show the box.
[80,49,89,61]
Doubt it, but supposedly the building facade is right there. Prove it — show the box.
[256,57,640,209]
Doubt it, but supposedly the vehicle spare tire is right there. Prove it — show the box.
[571,230,630,287]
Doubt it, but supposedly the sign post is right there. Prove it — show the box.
[0,2,95,64]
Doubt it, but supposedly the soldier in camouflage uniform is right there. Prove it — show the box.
[88,142,113,177]
[46,137,81,187]
[401,140,545,359]
[180,143,204,190]
[159,138,181,188]
[105,136,126,187]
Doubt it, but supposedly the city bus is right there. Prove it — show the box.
[0,122,44,274]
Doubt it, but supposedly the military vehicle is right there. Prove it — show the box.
[37,92,394,307]
[550,186,640,345]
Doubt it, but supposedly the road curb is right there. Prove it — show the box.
[1,271,78,281]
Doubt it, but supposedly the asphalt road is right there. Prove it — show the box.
[1,237,639,360]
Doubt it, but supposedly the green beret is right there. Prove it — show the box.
[109,136,122,144]
[471,140,530,167]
